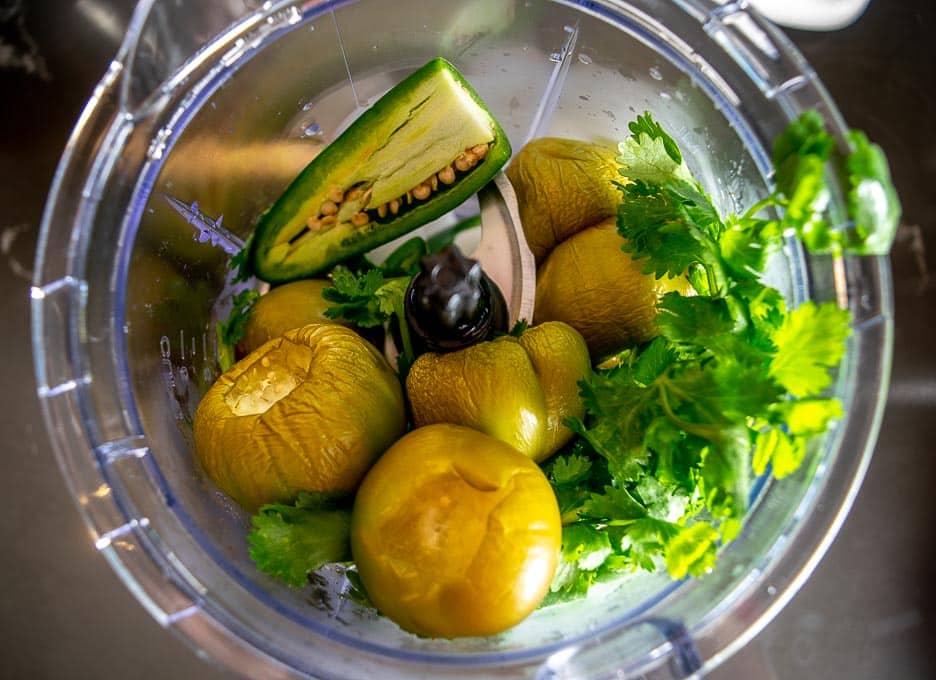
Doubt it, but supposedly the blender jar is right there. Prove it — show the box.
[31,0,892,677]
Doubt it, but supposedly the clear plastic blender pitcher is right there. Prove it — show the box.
[31,0,892,677]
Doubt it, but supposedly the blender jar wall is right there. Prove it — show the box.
[31,0,893,678]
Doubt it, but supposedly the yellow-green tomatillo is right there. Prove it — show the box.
[534,218,692,361]
[350,424,561,638]
[505,137,620,261]
[194,324,405,511]
[405,321,590,462]
[236,279,339,357]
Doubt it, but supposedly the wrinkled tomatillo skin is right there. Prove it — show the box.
[406,321,590,462]
[194,324,405,511]
[350,424,561,638]
[505,137,620,261]
[534,219,691,360]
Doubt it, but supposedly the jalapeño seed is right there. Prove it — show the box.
[438,165,456,184]
[413,183,432,200]
[471,143,489,159]
[327,186,344,203]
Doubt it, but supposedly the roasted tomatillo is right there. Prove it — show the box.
[350,424,561,638]
[406,321,590,462]
[194,324,405,511]
[236,279,340,357]
[534,218,691,360]
[505,137,620,261]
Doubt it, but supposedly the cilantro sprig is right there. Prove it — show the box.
[547,111,898,597]
[321,266,415,376]
[771,110,900,255]
[247,492,352,588]
[320,215,482,377]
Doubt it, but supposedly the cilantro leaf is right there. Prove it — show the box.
[634,475,688,522]
[216,289,260,371]
[622,518,680,573]
[581,485,647,522]
[753,427,804,478]
[618,180,722,281]
[548,524,614,600]
[570,371,655,482]
[655,293,735,343]
[666,361,782,423]
[769,301,851,397]
[643,418,697,491]
[752,398,844,478]
[666,178,727,242]
[772,397,843,435]
[771,109,834,199]
[698,426,752,519]
[719,215,780,280]
[781,153,832,252]
[844,130,901,255]
[322,266,388,327]
[375,277,410,319]
[628,112,683,165]
[545,443,609,521]
[618,112,693,184]
[247,494,352,588]
[321,266,415,376]
[769,111,900,256]
[631,337,676,387]
[664,522,719,579]
[548,453,593,487]
[735,280,787,335]
[617,176,729,299]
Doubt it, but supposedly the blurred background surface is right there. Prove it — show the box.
[0,1,932,677]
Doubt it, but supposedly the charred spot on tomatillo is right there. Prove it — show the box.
[249,58,511,283]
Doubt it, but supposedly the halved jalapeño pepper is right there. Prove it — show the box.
[250,58,512,283]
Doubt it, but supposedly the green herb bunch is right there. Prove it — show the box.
[546,112,899,600]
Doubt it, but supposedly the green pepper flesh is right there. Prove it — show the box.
[250,58,511,283]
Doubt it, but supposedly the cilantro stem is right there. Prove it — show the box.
[705,265,719,297]
[740,194,778,222]
[561,509,583,525]
[659,376,719,424]
[394,297,416,377]
[657,382,720,442]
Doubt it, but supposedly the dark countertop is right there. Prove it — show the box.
[1,1,932,678]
